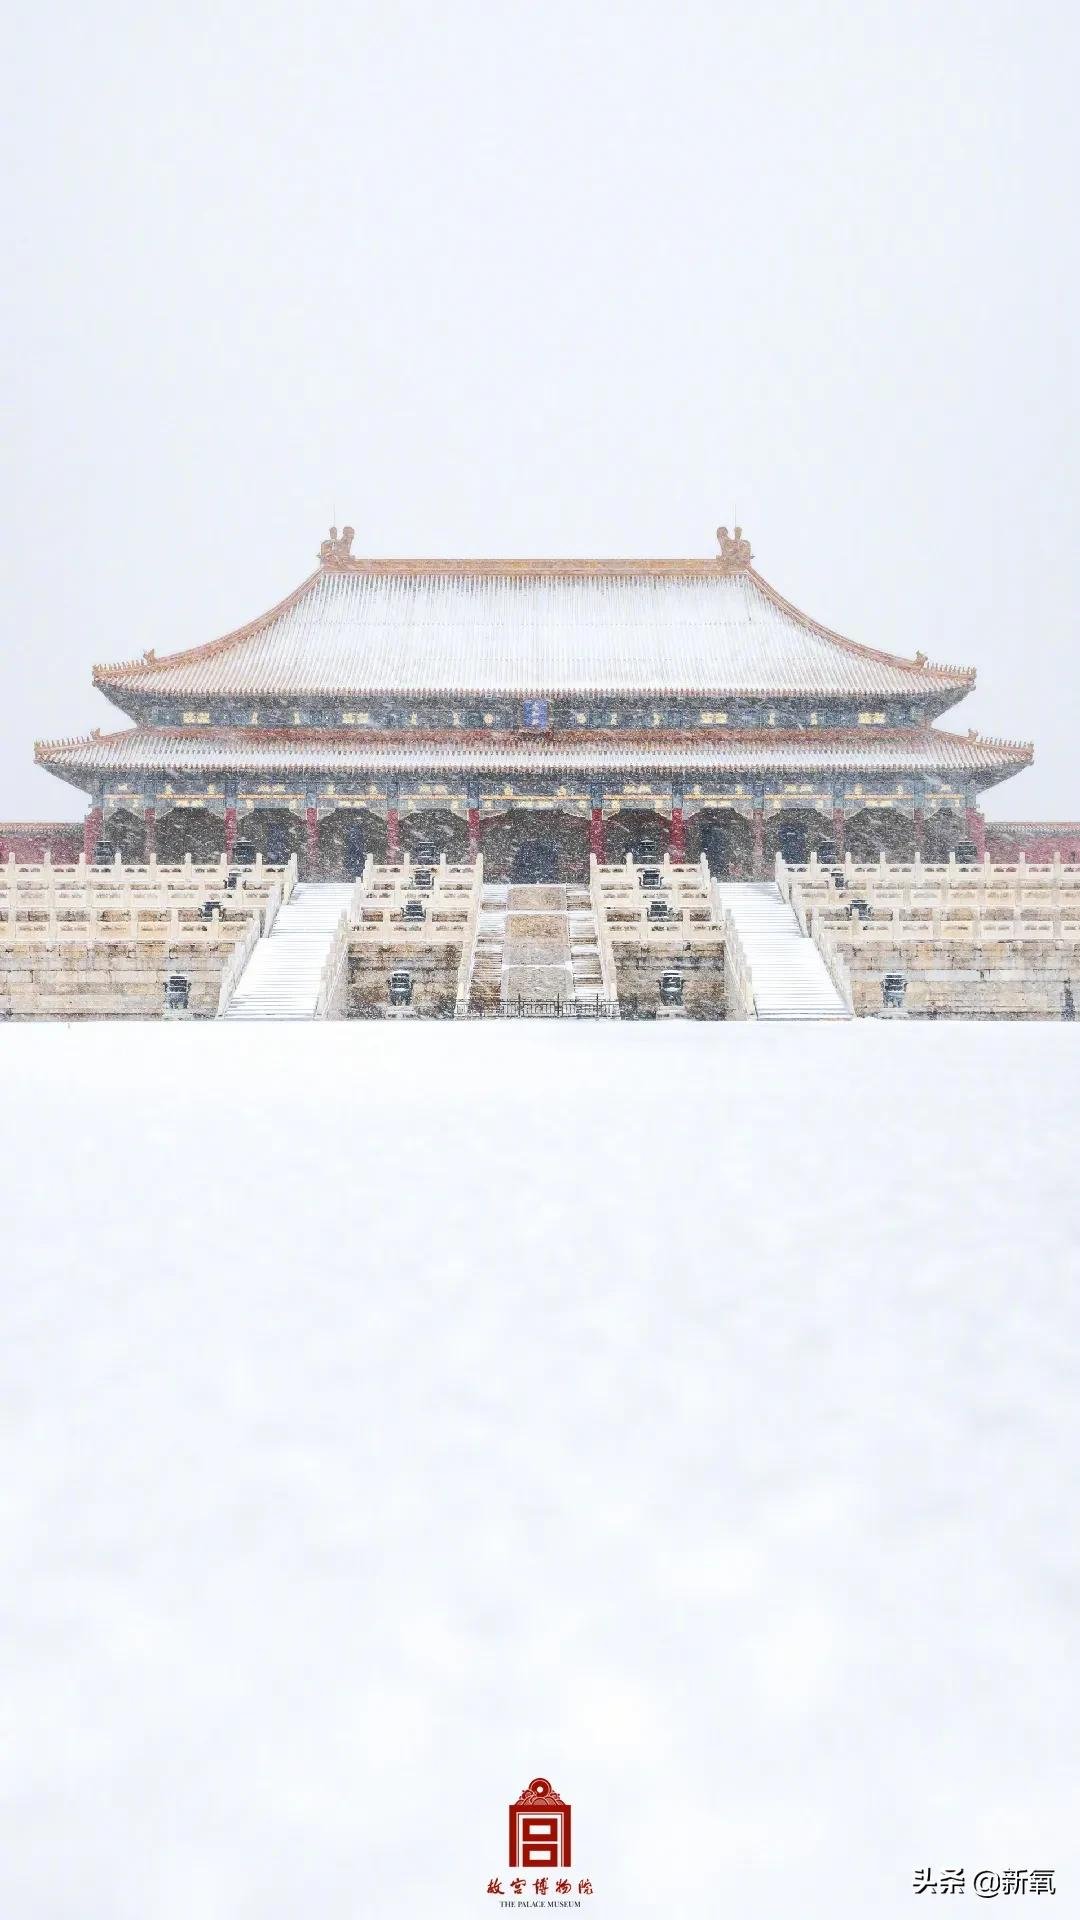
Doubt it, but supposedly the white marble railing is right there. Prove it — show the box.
[454,860,486,1015]
[314,876,369,1019]
[215,918,264,1017]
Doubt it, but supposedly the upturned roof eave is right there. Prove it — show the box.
[741,568,974,684]
[91,566,326,686]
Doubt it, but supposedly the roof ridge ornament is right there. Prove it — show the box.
[319,524,355,567]
[716,524,753,572]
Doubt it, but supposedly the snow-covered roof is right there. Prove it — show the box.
[37,725,1032,781]
[93,541,975,701]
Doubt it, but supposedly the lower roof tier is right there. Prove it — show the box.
[37,725,1033,788]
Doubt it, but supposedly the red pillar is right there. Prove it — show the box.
[670,807,686,860]
[965,806,986,858]
[224,807,237,860]
[143,806,156,862]
[83,806,102,862]
[387,807,400,859]
[590,806,606,862]
[467,807,481,859]
[305,805,319,874]
[831,807,846,856]
[752,807,766,879]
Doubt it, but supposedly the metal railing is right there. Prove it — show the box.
[473,996,620,1019]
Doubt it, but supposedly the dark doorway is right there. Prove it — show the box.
[157,806,226,864]
[317,807,387,879]
[480,808,588,884]
[702,825,737,876]
[511,839,558,884]
[399,809,468,865]
[266,820,290,865]
[102,808,146,863]
[344,824,366,878]
[778,820,809,864]
[846,807,917,862]
[690,808,753,878]
[606,809,668,866]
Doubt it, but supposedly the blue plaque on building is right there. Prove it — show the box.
[522,699,550,731]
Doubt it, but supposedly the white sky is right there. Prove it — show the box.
[2,0,1077,818]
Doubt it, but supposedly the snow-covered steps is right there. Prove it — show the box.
[467,883,510,1011]
[220,883,354,1019]
[566,885,605,998]
[714,881,851,1021]
[466,883,611,1011]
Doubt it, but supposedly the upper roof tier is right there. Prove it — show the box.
[93,525,976,704]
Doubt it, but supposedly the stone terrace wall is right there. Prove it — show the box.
[781,851,1080,1019]
[347,943,462,1018]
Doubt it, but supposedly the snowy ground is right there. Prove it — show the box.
[1,1022,1077,1920]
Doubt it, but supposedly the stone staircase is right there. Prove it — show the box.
[714,881,851,1021]
[221,883,354,1019]
[466,883,510,1011]
[567,885,605,998]
[466,882,608,1011]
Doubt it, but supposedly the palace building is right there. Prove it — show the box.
[34,523,1034,882]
